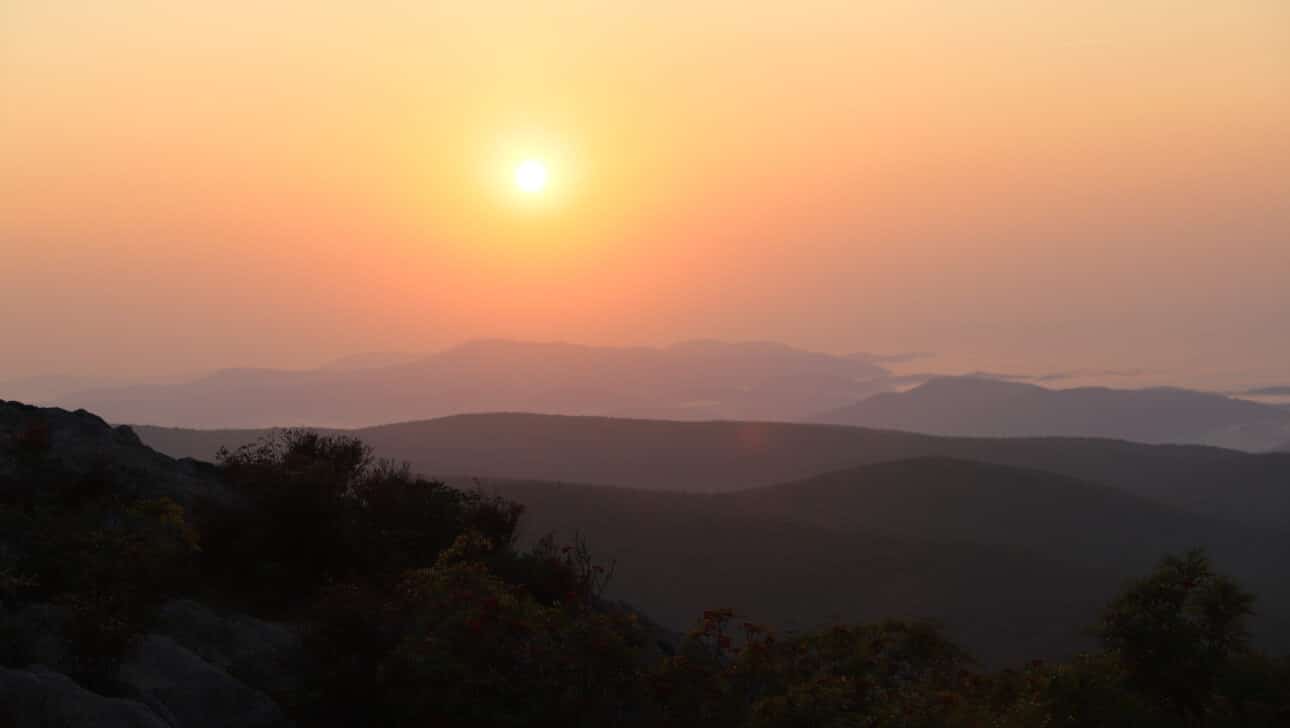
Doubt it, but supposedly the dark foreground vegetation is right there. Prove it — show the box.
[2,403,1288,726]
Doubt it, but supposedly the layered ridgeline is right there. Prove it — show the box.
[815,376,1290,452]
[43,340,892,428]
[134,412,1290,663]
[3,401,1289,725]
[137,413,1290,530]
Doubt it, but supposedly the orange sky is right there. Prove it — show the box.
[2,1,1289,385]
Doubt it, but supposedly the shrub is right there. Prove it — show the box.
[303,532,647,726]
[205,430,510,606]
[649,611,976,727]
[1099,549,1255,722]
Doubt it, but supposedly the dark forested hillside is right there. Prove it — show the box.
[726,458,1286,572]
[472,459,1290,665]
[473,476,1113,665]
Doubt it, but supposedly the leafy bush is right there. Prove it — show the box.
[376,534,645,724]
[202,430,522,607]
[649,610,977,727]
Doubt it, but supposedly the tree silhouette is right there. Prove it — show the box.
[1100,549,1255,724]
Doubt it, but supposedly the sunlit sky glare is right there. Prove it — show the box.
[2,1,1288,386]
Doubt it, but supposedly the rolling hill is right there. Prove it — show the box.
[55,339,891,428]
[725,457,1279,571]
[482,475,1112,665]
[135,413,1290,530]
[470,458,1290,665]
[814,376,1290,451]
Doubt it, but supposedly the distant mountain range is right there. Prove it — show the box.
[814,376,1290,452]
[54,340,891,428]
[136,412,1290,531]
[36,341,1290,449]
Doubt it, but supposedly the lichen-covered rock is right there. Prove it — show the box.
[0,666,168,728]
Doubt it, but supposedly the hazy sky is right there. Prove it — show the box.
[3,1,1288,385]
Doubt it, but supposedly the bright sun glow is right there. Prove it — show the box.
[514,159,549,194]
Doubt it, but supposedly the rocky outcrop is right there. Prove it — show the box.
[1,402,296,726]
[0,666,169,728]
[0,399,237,508]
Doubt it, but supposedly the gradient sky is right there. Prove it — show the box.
[3,1,1288,386]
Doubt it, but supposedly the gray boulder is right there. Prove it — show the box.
[0,603,73,668]
[1,602,299,727]
[0,666,168,728]
[152,599,303,700]
[118,634,288,728]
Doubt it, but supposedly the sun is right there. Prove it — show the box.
[514,159,549,194]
